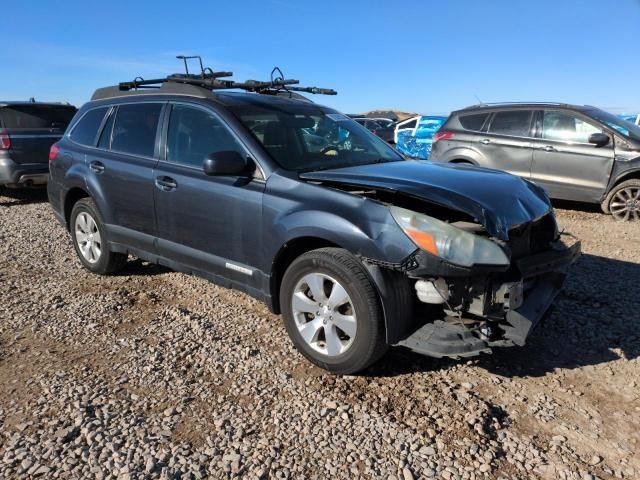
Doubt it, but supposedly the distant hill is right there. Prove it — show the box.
[354,110,420,122]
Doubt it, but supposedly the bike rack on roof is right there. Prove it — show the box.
[113,56,337,98]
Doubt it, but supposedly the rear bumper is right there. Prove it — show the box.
[395,238,581,358]
[0,156,49,186]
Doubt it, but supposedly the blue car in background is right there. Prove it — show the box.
[617,113,640,126]
[395,115,447,159]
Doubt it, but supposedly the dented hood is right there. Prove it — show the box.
[300,161,552,240]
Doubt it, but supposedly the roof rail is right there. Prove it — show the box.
[92,56,337,101]
[463,101,571,109]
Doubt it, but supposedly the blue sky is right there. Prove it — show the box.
[2,0,639,115]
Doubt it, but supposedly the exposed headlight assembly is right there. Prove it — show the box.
[390,206,510,267]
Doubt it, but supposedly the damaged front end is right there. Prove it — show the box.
[390,210,580,359]
[300,160,581,359]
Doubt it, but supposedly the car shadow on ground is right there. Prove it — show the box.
[112,259,172,277]
[551,198,602,214]
[0,186,48,207]
[367,253,640,378]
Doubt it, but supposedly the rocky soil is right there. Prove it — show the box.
[0,188,638,480]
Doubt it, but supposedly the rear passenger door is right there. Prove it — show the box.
[477,110,535,178]
[530,110,614,202]
[153,103,264,289]
[84,102,163,253]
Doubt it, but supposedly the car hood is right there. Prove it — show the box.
[300,161,552,240]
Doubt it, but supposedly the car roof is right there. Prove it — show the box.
[0,101,75,108]
[454,102,592,114]
[213,91,331,109]
[89,82,332,111]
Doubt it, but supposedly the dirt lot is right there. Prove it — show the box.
[0,188,638,480]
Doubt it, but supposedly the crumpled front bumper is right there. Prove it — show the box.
[395,237,581,359]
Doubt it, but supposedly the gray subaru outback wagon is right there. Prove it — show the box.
[430,103,640,221]
[48,64,580,374]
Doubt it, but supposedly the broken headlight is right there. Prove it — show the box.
[390,206,510,267]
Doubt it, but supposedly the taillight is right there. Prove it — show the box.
[433,131,454,144]
[49,143,60,162]
[0,133,10,150]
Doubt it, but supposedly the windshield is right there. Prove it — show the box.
[586,108,640,142]
[228,102,404,172]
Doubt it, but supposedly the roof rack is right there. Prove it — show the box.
[105,56,337,100]
[463,101,571,110]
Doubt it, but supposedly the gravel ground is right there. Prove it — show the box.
[0,188,638,480]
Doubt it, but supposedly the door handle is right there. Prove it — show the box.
[543,145,556,152]
[89,161,105,174]
[480,139,491,145]
[155,176,177,191]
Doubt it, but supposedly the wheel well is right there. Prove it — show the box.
[612,170,640,187]
[270,237,340,314]
[64,188,90,230]
[450,159,474,165]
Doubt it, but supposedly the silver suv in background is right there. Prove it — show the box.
[430,103,640,221]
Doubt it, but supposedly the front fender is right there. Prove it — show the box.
[269,207,416,267]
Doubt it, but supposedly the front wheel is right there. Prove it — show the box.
[280,248,387,374]
[602,179,640,221]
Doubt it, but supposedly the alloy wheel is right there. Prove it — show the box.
[75,212,102,263]
[610,187,640,221]
[291,273,357,357]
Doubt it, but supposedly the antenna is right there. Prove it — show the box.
[474,94,483,104]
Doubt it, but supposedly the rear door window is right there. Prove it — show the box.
[111,103,162,157]
[488,110,533,137]
[398,118,417,129]
[97,108,116,149]
[0,105,76,129]
[70,107,109,147]
[542,110,602,143]
[459,113,489,131]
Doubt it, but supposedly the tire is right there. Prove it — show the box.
[280,247,387,374]
[70,198,127,274]
[601,179,640,221]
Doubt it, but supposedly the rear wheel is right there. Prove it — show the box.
[603,179,640,221]
[280,248,387,374]
[70,198,128,274]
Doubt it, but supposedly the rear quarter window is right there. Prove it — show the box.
[0,105,76,129]
[458,113,489,131]
[70,107,109,147]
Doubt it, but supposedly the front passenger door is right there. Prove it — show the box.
[530,110,614,202]
[153,103,265,289]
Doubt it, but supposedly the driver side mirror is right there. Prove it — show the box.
[588,132,610,148]
[203,151,253,176]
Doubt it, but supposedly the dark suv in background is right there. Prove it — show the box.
[0,101,76,187]
[431,103,640,221]
[48,68,579,373]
